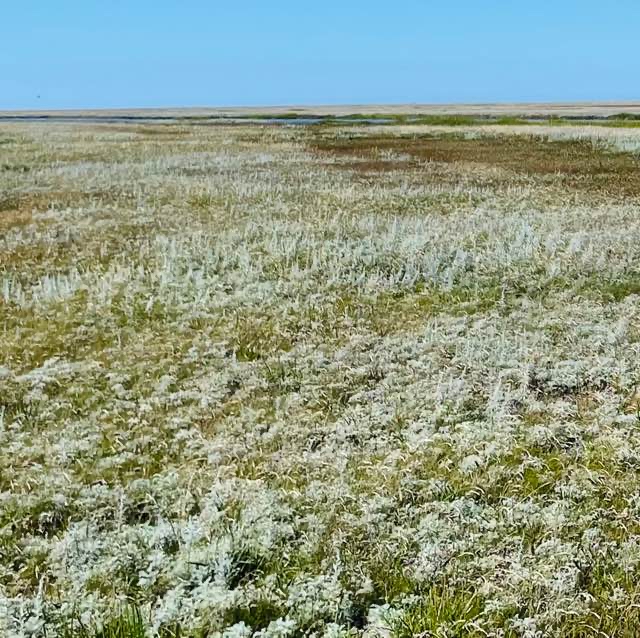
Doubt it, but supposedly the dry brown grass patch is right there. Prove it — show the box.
[309,132,640,198]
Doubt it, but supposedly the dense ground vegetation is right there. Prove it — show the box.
[3,121,640,636]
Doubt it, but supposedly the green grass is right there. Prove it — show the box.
[59,606,196,638]
[336,113,401,120]
[597,119,640,129]
[411,114,479,126]
[608,112,640,121]
[61,607,148,638]
[338,114,481,125]
[390,586,485,638]
[494,116,532,125]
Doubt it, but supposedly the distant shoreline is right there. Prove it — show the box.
[2,101,640,120]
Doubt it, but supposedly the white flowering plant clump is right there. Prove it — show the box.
[2,120,640,636]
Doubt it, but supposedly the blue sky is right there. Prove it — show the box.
[2,1,639,109]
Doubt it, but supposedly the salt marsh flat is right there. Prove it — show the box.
[3,118,640,636]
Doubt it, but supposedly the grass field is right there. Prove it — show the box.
[3,119,640,637]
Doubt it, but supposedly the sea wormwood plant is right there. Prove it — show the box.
[3,121,640,636]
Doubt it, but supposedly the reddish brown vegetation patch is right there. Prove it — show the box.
[309,132,640,197]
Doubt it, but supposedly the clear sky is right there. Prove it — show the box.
[2,1,639,110]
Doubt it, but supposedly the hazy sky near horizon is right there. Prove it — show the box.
[3,1,639,109]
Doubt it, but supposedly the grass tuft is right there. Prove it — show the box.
[390,586,485,638]
[60,607,147,638]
